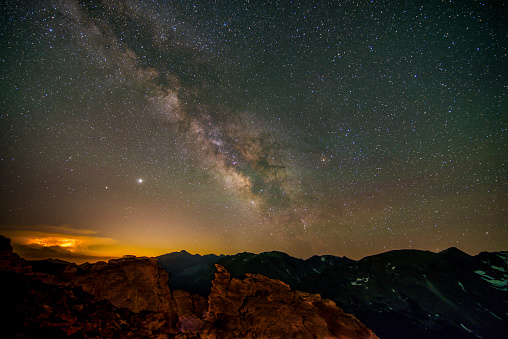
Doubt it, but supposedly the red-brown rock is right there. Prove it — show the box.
[200,264,379,339]
[71,256,172,313]
[0,235,32,274]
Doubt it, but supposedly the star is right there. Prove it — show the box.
[0,0,504,261]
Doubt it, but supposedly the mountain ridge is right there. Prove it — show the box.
[155,246,508,339]
[10,237,507,338]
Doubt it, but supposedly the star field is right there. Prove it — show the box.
[0,0,506,261]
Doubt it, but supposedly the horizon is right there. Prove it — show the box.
[1,1,505,261]
[5,233,505,265]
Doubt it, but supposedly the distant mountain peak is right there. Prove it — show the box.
[439,246,467,254]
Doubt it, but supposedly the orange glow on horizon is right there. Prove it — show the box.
[1,224,235,263]
[26,237,83,251]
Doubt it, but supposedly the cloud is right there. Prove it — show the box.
[1,224,98,236]
[12,243,112,263]
[0,224,118,263]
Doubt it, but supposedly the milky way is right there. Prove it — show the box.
[0,0,506,260]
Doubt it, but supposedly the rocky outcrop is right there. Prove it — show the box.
[66,256,172,313]
[171,289,208,335]
[0,235,378,338]
[0,234,32,274]
[196,264,378,339]
[0,236,177,338]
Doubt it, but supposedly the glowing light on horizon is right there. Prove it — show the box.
[26,237,83,251]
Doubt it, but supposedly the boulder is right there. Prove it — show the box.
[70,256,172,313]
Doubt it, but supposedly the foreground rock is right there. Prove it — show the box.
[35,255,173,313]
[0,237,178,338]
[0,235,378,338]
[198,264,378,338]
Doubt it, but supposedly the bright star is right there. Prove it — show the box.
[137,178,144,183]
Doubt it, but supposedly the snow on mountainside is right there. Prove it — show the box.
[474,252,508,291]
[157,247,508,339]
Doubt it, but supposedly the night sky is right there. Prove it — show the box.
[1,0,506,262]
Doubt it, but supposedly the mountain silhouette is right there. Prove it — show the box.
[157,247,507,338]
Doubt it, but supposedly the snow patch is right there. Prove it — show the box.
[488,309,502,320]
[321,257,326,262]
[460,323,482,338]
[460,323,473,333]
[497,252,508,265]
[474,270,508,291]
[457,281,467,292]
[351,277,369,286]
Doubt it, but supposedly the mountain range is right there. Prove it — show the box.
[157,247,507,338]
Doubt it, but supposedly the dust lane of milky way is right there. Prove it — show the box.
[0,0,505,262]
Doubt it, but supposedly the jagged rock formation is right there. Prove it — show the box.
[0,235,377,338]
[198,264,378,339]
